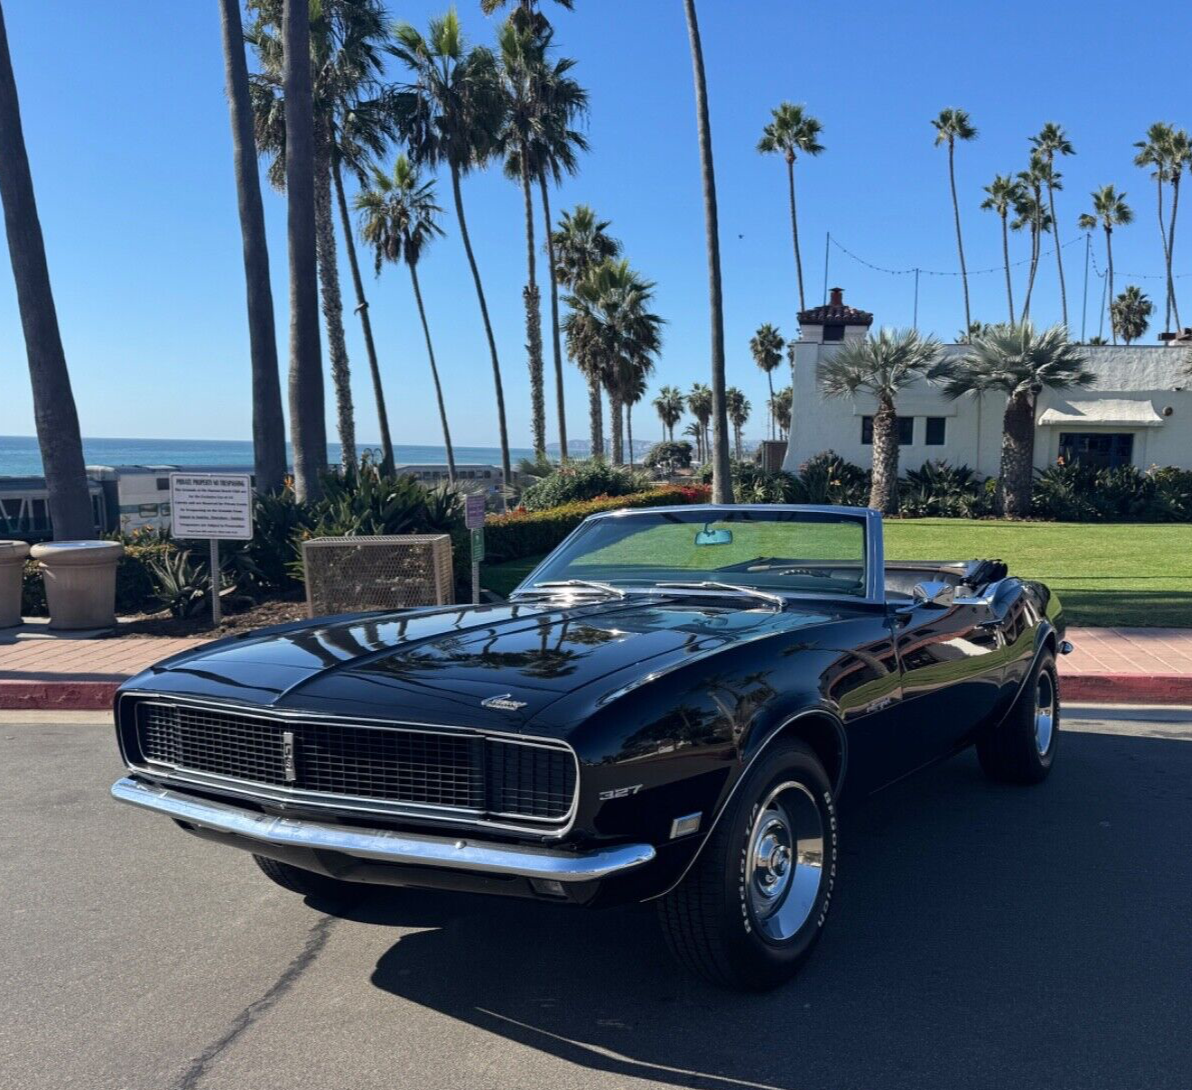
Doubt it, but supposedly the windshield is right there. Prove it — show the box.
[522,509,868,599]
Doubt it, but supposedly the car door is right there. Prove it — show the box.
[892,596,1005,768]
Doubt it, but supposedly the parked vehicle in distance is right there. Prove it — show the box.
[111,505,1069,989]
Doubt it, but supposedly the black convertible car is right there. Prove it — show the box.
[112,505,1068,989]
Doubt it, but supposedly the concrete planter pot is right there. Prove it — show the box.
[0,540,31,628]
[30,540,125,631]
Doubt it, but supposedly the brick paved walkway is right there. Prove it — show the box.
[2,625,1191,709]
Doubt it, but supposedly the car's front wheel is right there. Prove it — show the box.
[977,648,1059,784]
[252,854,363,903]
[657,739,837,990]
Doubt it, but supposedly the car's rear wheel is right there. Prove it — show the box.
[252,854,363,902]
[657,739,837,990]
[977,648,1059,784]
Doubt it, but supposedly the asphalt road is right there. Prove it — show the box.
[2,707,1190,1090]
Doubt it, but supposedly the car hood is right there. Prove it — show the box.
[127,597,849,731]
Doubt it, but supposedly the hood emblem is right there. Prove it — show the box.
[481,693,527,712]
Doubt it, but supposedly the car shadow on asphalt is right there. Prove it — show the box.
[331,731,1192,1090]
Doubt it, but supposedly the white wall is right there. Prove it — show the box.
[782,343,1192,476]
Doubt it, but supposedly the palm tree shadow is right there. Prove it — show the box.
[355,732,1192,1090]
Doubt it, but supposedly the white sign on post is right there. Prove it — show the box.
[169,473,254,626]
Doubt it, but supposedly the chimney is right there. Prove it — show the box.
[829,286,844,307]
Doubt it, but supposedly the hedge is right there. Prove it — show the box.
[484,485,711,563]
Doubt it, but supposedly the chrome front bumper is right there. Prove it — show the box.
[111,777,655,883]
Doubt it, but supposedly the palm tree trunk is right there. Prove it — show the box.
[586,373,603,458]
[219,0,286,495]
[786,156,805,312]
[609,392,624,465]
[626,404,634,468]
[734,422,742,460]
[451,163,511,493]
[314,133,355,473]
[1155,173,1171,333]
[868,398,899,515]
[283,0,325,503]
[1167,173,1182,331]
[1105,226,1116,345]
[332,158,393,474]
[999,390,1035,518]
[1000,212,1014,323]
[539,174,567,460]
[408,260,455,483]
[948,139,972,334]
[1047,180,1068,329]
[1021,226,1039,323]
[520,154,546,459]
[0,3,91,538]
[683,0,734,504]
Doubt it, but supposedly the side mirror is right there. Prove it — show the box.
[911,580,955,609]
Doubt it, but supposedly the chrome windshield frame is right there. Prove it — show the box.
[513,504,886,607]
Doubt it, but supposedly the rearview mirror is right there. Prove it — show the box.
[911,580,955,609]
[695,528,733,547]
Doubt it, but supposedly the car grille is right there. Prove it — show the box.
[133,701,576,824]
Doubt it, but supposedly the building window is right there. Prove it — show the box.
[861,416,914,445]
[925,417,947,446]
[156,477,170,491]
[1058,432,1134,469]
[823,323,845,342]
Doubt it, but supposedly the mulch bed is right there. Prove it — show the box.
[115,591,309,639]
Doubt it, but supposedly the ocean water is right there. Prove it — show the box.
[0,435,538,478]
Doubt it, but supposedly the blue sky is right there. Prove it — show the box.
[0,0,1188,448]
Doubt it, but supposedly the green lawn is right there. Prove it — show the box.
[480,519,1192,628]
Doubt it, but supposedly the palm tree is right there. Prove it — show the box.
[218,0,286,494]
[931,108,978,333]
[1029,123,1075,329]
[621,363,651,469]
[1165,129,1190,331]
[687,383,713,463]
[817,328,945,514]
[682,421,704,458]
[282,0,325,500]
[1011,166,1053,324]
[553,204,621,454]
[479,0,573,36]
[652,384,685,440]
[1110,285,1153,345]
[770,386,793,440]
[937,322,1094,518]
[562,259,663,465]
[757,102,823,312]
[726,387,750,459]
[391,12,511,489]
[682,0,733,503]
[1134,123,1188,333]
[0,1,92,537]
[1078,185,1133,344]
[355,155,456,481]
[749,322,785,437]
[981,174,1024,323]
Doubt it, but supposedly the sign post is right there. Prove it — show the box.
[169,473,254,628]
[465,494,486,605]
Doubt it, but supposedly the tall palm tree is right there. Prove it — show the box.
[687,383,713,463]
[682,0,733,503]
[981,174,1024,323]
[355,155,456,481]
[1134,123,1188,333]
[757,102,823,312]
[219,0,286,494]
[1078,185,1133,344]
[0,0,92,537]
[553,204,620,454]
[817,328,945,514]
[1110,285,1153,345]
[749,322,785,437]
[621,363,651,469]
[1012,166,1053,324]
[682,421,704,458]
[1029,122,1075,329]
[1165,129,1190,331]
[282,0,325,500]
[479,0,573,36]
[652,384,685,440]
[726,387,750,459]
[931,108,978,333]
[936,323,1094,518]
[391,12,511,489]
[770,385,792,441]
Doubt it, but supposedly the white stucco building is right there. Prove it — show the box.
[782,288,1192,476]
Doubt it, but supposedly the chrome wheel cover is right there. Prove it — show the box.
[1034,670,1056,756]
[745,781,824,943]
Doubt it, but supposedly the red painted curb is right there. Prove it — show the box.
[1060,674,1192,706]
[0,680,120,711]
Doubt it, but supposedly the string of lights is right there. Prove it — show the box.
[829,233,1085,278]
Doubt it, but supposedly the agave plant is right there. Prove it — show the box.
[149,551,212,619]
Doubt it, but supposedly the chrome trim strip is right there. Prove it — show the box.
[117,691,581,838]
[111,777,652,883]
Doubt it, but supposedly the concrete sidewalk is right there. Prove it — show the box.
[1,625,1191,710]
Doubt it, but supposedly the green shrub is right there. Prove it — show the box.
[1032,462,1191,522]
[695,460,806,503]
[485,485,711,562]
[644,441,694,474]
[148,549,212,619]
[245,488,311,592]
[20,559,45,616]
[520,460,649,512]
[797,451,871,506]
[118,543,177,613]
[899,460,992,518]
